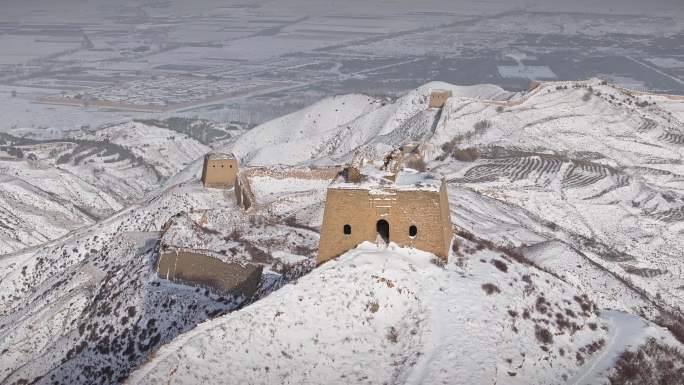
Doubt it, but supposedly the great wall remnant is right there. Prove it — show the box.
[155,213,263,298]
[156,250,262,297]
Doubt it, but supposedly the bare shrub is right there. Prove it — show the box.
[573,294,596,315]
[366,300,379,313]
[582,91,592,102]
[244,242,271,263]
[535,296,549,314]
[491,259,508,273]
[473,119,492,131]
[441,138,459,154]
[386,326,399,343]
[430,257,446,268]
[481,283,501,295]
[405,156,427,171]
[535,325,553,345]
[452,147,480,162]
[496,105,504,113]
[608,338,684,385]
[656,312,684,345]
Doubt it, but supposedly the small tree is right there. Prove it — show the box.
[405,156,427,171]
[473,119,492,131]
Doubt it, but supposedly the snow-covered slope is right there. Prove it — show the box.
[228,82,515,166]
[80,121,211,178]
[0,178,321,385]
[430,80,684,315]
[130,242,609,385]
[0,119,214,255]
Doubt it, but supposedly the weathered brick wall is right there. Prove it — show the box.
[156,249,262,298]
[438,181,453,257]
[235,174,253,210]
[201,158,238,188]
[429,91,452,108]
[243,166,342,180]
[234,165,341,211]
[317,182,452,264]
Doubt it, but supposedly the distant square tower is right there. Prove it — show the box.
[201,152,238,188]
[318,165,452,265]
[429,89,452,108]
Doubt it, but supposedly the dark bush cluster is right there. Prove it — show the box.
[608,338,684,385]
[481,283,501,295]
[491,258,508,273]
[534,325,553,345]
[452,147,481,162]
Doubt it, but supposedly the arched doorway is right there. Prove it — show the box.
[376,219,390,244]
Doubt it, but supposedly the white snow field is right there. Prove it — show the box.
[130,242,610,385]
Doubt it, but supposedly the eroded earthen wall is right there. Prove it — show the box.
[317,184,452,264]
[202,158,238,188]
[429,91,451,108]
[156,250,262,297]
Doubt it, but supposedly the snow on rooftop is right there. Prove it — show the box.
[205,152,236,160]
[331,165,442,192]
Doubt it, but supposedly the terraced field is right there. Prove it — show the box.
[452,152,630,197]
[658,130,684,145]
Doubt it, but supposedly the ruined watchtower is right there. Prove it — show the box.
[429,89,452,108]
[201,152,238,188]
[317,164,452,265]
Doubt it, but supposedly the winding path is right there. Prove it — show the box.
[566,310,650,385]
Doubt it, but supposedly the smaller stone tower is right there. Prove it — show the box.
[201,152,238,188]
[429,89,452,108]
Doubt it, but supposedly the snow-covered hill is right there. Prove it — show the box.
[228,78,684,320]
[1,79,683,385]
[229,81,516,166]
[130,242,614,385]
[0,119,216,255]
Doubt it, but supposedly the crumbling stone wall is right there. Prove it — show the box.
[235,174,253,210]
[317,181,452,264]
[235,166,342,211]
[244,166,342,180]
[156,249,262,298]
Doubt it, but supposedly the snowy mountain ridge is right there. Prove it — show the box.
[1,79,683,385]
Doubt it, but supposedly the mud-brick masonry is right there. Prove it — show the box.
[429,89,452,108]
[318,165,452,264]
[201,152,238,188]
[155,213,262,298]
[157,249,262,297]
